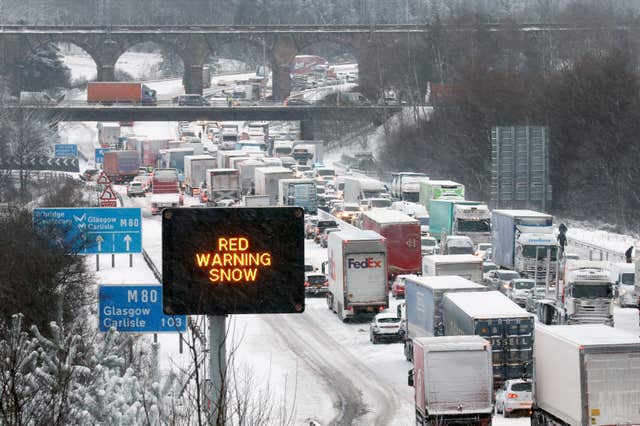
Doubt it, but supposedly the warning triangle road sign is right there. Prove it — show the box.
[97,172,112,185]
[100,185,118,200]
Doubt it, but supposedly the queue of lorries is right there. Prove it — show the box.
[88,116,640,426]
[302,169,640,425]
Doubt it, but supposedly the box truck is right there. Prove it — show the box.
[184,155,216,195]
[409,336,493,426]
[237,159,264,194]
[360,210,421,279]
[97,122,121,149]
[429,199,491,244]
[390,172,428,202]
[531,324,640,426]
[327,230,388,321]
[206,168,240,204]
[402,275,487,361]
[491,210,557,282]
[343,176,386,203]
[150,168,182,215]
[160,147,194,173]
[421,254,483,284]
[278,178,317,214]
[254,167,293,206]
[442,290,534,388]
[87,82,157,105]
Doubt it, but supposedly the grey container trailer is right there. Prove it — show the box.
[532,324,640,426]
[403,275,488,362]
[442,290,534,388]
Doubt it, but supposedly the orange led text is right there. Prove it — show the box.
[195,237,272,284]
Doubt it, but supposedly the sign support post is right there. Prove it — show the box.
[209,315,226,423]
[96,255,100,271]
[112,253,115,268]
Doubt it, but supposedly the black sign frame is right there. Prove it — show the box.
[162,207,305,315]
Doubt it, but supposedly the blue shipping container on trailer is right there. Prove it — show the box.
[442,290,534,389]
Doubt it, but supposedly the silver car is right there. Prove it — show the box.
[369,312,404,344]
[506,278,536,307]
[495,379,532,417]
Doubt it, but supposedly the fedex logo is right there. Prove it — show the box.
[347,257,382,269]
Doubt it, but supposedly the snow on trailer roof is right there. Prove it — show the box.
[254,167,291,174]
[333,230,384,242]
[444,291,532,319]
[492,209,552,218]
[406,275,486,290]
[414,335,490,352]
[362,209,418,224]
[423,254,482,264]
[423,180,460,186]
[538,324,640,347]
[184,154,215,160]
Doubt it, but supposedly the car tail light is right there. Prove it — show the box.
[323,281,329,287]
[304,281,309,287]
[379,306,385,312]
[507,393,518,399]
[479,418,491,426]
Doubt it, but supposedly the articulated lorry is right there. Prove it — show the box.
[87,82,157,105]
[532,324,640,426]
[409,336,493,426]
[402,275,487,361]
[429,199,490,244]
[327,230,388,321]
[537,260,614,326]
[278,179,317,214]
[491,210,558,282]
[360,210,421,279]
[442,290,534,389]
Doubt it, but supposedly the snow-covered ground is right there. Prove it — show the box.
[62,52,162,82]
[56,54,640,425]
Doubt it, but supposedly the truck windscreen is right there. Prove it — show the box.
[523,246,557,261]
[457,219,490,232]
[571,283,612,299]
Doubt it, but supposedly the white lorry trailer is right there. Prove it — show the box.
[343,175,386,204]
[327,230,388,321]
[253,167,293,206]
[531,324,640,426]
[409,336,493,426]
[402,275,488,361]
[421,254,483,284]
[183,154,216,194]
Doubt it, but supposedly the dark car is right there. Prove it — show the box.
[305,272,329,296]
[314,220,338,243]
[81,169,100,181]
[284,98,311,106]
[320,227,340,248]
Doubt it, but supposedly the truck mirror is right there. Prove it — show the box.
[408,369,414,387]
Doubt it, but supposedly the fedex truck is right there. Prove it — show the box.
[327,230,388,321]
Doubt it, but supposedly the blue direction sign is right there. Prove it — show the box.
[33,207,142,254]
[54,144,78,158]
[95,148,109,163]
[99,285,186,333]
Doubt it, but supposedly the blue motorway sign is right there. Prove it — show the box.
[54,144,78,158]
[99,285,186,333]
[95,148,109,163]
[33,207,142,254]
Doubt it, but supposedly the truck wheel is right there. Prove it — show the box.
[404,341,413,362]
[326,294,332,310]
